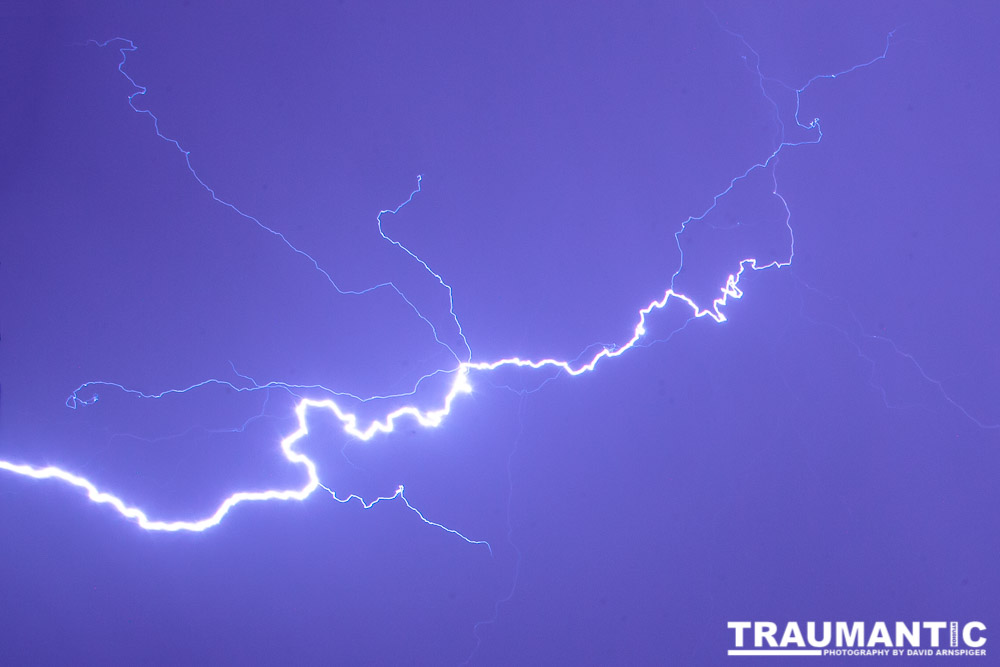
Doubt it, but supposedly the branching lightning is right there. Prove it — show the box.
[2,26,912,543]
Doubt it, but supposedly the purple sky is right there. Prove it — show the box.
[2,1,997,664]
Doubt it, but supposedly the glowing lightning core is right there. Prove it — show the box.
[0,29,895,536]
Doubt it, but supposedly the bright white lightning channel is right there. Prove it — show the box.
[0,32,894,535]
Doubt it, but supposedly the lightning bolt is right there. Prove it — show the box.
[1,27,904,540]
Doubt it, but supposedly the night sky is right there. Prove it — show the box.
[2,2,998,665]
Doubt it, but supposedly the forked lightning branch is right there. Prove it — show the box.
[0,30,894,535]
